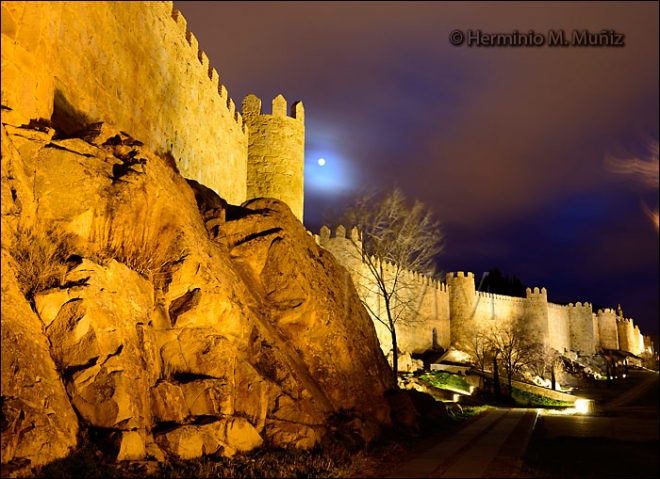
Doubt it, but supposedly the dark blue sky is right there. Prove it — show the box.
[176,2,659,336]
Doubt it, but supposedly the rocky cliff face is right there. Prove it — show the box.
[0,116,395,471]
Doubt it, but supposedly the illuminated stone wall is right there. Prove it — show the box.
[315,226,451,354]
[617,318,638,354]
[568,302,596,355]
[547,302,571,352]
[242,94,305,221]
[1,1,307,212]
[315,227,649,358]
[447,272,477,351]
[597,309,619,350]
[524,287,550,345]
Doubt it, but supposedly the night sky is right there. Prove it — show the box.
[175,2,659,336]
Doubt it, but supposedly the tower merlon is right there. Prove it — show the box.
[350,226,360,243]
[272,94,286,117]
[171,8,187,33]
[208,66,219,84]
[292,101,304,122]
[242,94,262,115]
[198,50,209,69]
[186,31,199,52]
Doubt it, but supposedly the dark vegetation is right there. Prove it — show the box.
[31,404,488,479]
[479,267,527,297]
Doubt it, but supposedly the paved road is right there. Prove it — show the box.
[388,371,659,478]
[542,371,659,441]
[388,408,538,478]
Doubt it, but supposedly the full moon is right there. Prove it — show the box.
[318,158,326,166]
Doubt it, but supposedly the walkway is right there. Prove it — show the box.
[387,408,537,478]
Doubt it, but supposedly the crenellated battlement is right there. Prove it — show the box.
[448,271,474,279]
[172,8,245,133]
[547,302,568,310]
[475,291,526,302]
[315,225,648,356]
[314,223,648,357]
[2,1,253,205]
[242,94,304,122]
[314,225,447,294]
[526,286,548,299]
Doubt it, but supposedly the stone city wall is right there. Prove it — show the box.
[315,227,650,359]
[547,302,571,353]
[1,1,248,204]
[314,226,451,354]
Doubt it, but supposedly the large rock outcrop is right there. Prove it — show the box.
[1,117,395,472]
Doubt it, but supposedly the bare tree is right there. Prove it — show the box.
[333,187,444,382]
[467,325,489,390]
[531,344,561,391]
[486,320,537,397]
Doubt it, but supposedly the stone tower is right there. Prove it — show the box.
[242,94,305,221]
[524,287,550,345]
[568,302,595,354]
[597,308,619,350]
[447,272,476,350]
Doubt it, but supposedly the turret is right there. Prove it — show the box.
[597,308,619,350]
[447,272,476,349]
[568,302,595,355]
[242,94,305,221]
[524,287,549,344]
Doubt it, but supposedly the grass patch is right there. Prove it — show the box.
[420,371,471,393]
[10,224,78,302]
[511,388,574,407]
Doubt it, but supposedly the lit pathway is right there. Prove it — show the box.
[387,408,538,478]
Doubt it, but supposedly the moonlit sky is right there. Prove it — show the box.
[175,2,659,336]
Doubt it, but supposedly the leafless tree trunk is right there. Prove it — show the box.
[468,327,489,390]
[332,187,444,384]
[486,320,537,398]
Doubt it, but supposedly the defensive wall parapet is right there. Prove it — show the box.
[1,1,250,205]
[314,230,648,359]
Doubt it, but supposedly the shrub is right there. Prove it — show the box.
[10,224,77,302]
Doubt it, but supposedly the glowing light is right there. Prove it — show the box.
[305,152,356,193]
[575,399,595,414]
